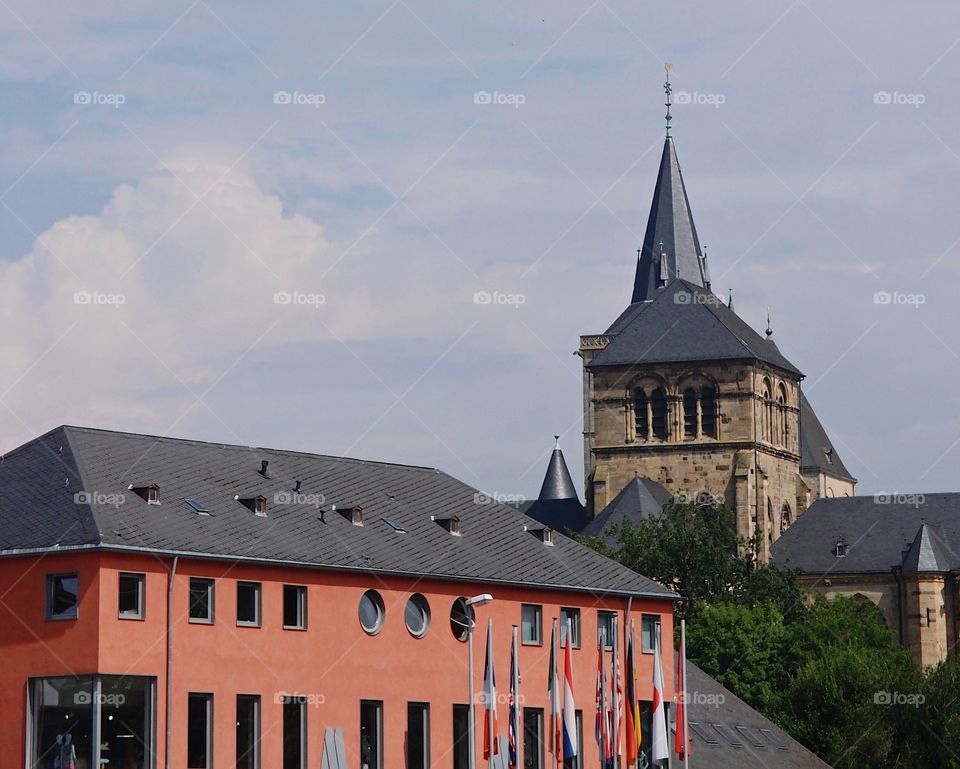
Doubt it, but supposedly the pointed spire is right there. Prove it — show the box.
[538,436,578,501]
[727,289,734,310]
[765,308,773,340]
[631,68,707,304]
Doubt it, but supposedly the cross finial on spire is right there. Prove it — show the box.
[553,434,560,449]
[664,62,673,138]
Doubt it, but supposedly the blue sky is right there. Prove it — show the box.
[1,1,959,501]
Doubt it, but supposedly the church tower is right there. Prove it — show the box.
[577,71,853,559]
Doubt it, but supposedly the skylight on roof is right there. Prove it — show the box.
[710,723,742,746]
[759,728,789,751]
[688,722,718,745]
[735,726,766,748]
[384,517,406,533]
[185,498,209,514]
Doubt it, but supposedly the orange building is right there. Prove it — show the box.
[0,426,676,769]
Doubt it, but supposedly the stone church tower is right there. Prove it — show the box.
[578,85,855,559]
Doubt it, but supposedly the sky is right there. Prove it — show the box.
[0,1,958,502]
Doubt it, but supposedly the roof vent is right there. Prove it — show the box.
[294,480,302,493]
[259,460,270,477]
[128,483,160,505]
[432,515,461,536]
[235,494,268,517]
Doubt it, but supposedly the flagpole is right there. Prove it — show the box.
[681,619,690,769]
[552,618,559,769]
[489,617,496,769]
[512,624,520,769]
[611,616,619,769]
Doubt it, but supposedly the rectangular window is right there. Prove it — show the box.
[597,611,615,649]
[522,708,544,769]
[237,581,262,627]
[119,572,145,619]
[187,693,213,768]
[521,604,542,645]
[560,607,581,649]
[283,696,306,769]
[237,694,261,769]
[283,584,307,629]
[408,702,430,769]
[641,614,661,654]
[31,675,155,769]
[46,573,79,620]
[360,700,383,769]
[563,711,583,769]
[189,578,215,623]
[452,704,470,769]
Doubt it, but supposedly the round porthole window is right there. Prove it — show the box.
[405,593,431,638]
[450,596,475,642]
[359,589,385,635]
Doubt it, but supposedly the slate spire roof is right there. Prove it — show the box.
[538,436,578,501]
[631,137,708,303]
[902,521,955,573]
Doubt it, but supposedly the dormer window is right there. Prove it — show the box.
[528,526,554,546]
[235,495,268,517]
[337,505,364,526]
[834,539,847,558]
[128,483,160,505]
[433,516,461,536]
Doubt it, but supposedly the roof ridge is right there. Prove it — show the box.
[59,425,443,474]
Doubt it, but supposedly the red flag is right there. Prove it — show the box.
[483,619,499,759]
[624,628,639,766]
[674,620,691,761]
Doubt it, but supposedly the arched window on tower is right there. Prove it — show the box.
[767,498,774,544]
[780,502,792,533]
[683,388,697,438]
[700,386,717,438]
[651,388,668,440]
[777,383,788,447]
[761,379,773,443]
[634,389,649,441]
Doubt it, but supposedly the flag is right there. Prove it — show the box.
[509,627,521,769]
[623,627,640,767]
[483,619,499,760]
[562,619,578,761]
[674,620,690,761]
[650,628,669,764]
[595,640,604,749]
[548,621,562,760]
[611,632,622,762]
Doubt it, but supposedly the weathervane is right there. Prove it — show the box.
[664,62,673,138]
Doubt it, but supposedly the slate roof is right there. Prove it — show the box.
[590,279,803,377]
[524,441,588,533]
[580,476,671,540]
[771,494,960,574]
[799,391,855,482]
[0,426,676,599]
[632,137,708,303]
[675,655,834,768]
